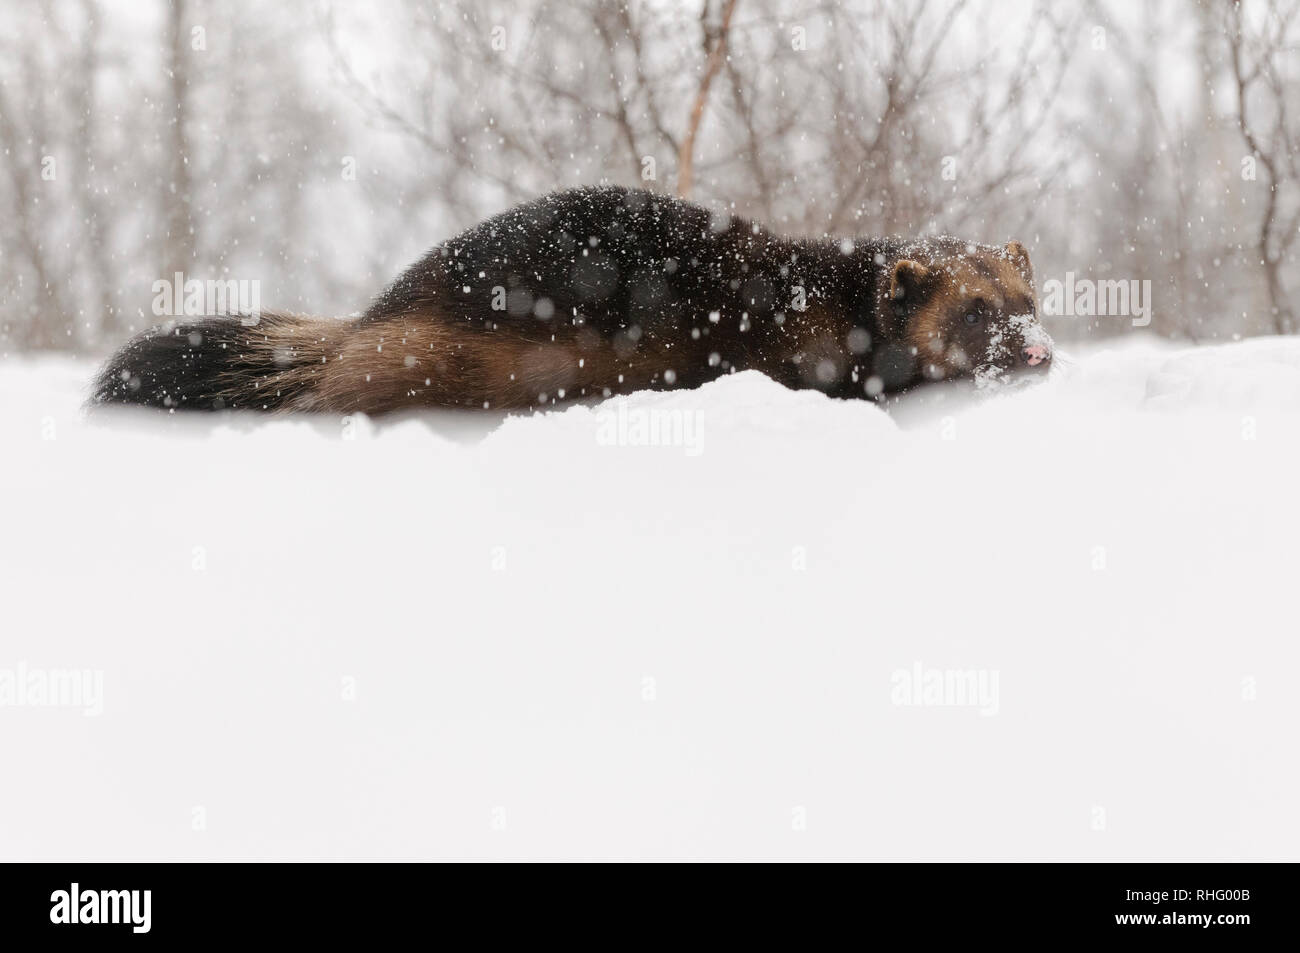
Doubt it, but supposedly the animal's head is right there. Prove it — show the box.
[888,241,1053,388]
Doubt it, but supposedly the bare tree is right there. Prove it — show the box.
[677,0,739,198]
[1225,0,1300,334]
[73,0,116,344]
[0,3,74,349]
[163,0,196,281]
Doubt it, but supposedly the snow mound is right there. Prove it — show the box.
[1143,337,1300,412]
[2,341,1298,862]
[490,369,897,456]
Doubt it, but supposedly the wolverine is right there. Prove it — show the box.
[92,185,1053,414]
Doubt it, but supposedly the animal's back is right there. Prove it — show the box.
[366,185,783,334]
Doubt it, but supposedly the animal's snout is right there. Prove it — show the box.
[1022,344,1050,367]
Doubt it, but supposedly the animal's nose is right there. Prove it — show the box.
[1022,345,1050,367]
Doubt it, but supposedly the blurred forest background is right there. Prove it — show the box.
[1,0,1298,354]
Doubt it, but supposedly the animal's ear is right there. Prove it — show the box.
[1005,241,1033,280]
[889,259,930,302]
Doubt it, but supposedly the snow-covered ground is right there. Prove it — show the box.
[2,338,1298,860]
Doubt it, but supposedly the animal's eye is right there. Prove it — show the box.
[963,300,989,325]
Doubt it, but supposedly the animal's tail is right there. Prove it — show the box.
[92,308,596,414]
[89,312,354,412]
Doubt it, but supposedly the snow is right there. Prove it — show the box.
[2,339,1298,860]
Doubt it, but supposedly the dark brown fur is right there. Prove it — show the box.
[92,187,1051,414]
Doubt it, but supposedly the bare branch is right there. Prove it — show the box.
[677,0,740,199]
